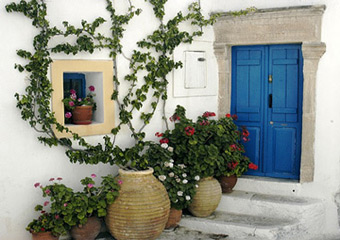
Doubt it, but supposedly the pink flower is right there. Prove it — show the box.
[44,189,51,195]
[70,89,76,94]
[169,114,180,122]
[65,112,72,119]
[70,93,77,100]
[118,180,123,185]
[55,215,60,219]
[43,201,49,206]
[77,98,82,102]
[91,174,97,178]
[87,183,94,188]
[57,177,63,181]
[49,178,55,181]
[69,101,75,107]
[34,182,40,188]
[88,85,95,92]
[63,203,68,207]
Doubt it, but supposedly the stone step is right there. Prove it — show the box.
[216,190,325,236]
[179,211,300,240]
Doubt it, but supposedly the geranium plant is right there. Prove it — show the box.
[26,208,67,237]
[160,105,257,179]
[32,174,120,229]
[145,142,199,210]
[62,86,97,122]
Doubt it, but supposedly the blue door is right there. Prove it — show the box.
[231,44,303,180]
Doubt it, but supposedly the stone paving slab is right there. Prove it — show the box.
[95,226,229,240]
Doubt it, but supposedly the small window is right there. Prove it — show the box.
[63,73,86,99]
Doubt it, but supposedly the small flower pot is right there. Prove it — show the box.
[31,232,59,240]
[70,216,101,240]
[165,208,182,229]
[72,106,93,125]
[218,175,238,193]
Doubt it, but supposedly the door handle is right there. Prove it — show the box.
[269,94,272,108]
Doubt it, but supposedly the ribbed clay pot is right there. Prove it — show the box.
[188,177,222,217]
[31,232,59,240]
[165,208,182,229]
[72,105,93,125]
[70,216,101,240]
[106,168,170,240]
[218,175,238,193]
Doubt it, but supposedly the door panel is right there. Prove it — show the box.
[231,44,303,180]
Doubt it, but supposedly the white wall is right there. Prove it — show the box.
[1,0,340,239]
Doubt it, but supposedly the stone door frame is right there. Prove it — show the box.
[213,5,326,182]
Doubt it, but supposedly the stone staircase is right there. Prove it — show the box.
[179,190,326,240]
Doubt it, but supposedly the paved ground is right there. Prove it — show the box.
[95,226,229,240]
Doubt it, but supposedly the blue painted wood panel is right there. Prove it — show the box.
[231,44,303,180]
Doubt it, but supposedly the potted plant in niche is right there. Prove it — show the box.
[62,85,97,125]
[32,174,120,240]
[145,142,199,228]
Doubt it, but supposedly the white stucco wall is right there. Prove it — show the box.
[0,0,340,239]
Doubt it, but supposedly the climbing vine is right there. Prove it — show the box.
[6,0,219,169]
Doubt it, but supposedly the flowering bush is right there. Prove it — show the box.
[145,142,199,210]
[29,174,120,232]
[62,85,97,121]
[159,105,257,179]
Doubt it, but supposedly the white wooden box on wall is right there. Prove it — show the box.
[173,41,218,97]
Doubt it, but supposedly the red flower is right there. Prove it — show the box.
[41,227,46,232]
[160,138,169,144]
[199,120,210,126]
[55,215,60,220]
[57,177,63,181]
[155,132,163,137]
[44,189,51,195]
[226,113,231,118]
[203,111,216,118]
[242,129,250,137]
[49,178,55,182]
[249,163,258,170]
[232,114,238,120]
[242,137,249,142]
[185,126,195,136]
[230,144,237,151]
[169,114,180,122]
[34,182,40,188]
[43,201,49,206]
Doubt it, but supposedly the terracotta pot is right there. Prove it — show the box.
[165,208,182,229]
[218,175,238,193]
[188,177,222,217]
[70,216,101,240]
[31,232,59,240]
[72,105,93,125]
[106,168,170,240]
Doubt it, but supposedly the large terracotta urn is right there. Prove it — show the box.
[188,177,222,217]
[106,168,170,240]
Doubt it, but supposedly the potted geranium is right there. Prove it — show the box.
[32,174,120,240]
[145,142,199,228]
[62,85,96,125]
[26,209,66,240]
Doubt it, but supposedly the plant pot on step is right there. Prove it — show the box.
[106,168,170,240]
[31,232,59,240]
[72,105,93,125]
[70,216,101,240]
[165,208,182,229]
[188,177,222,218]
[218,175,238,193]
